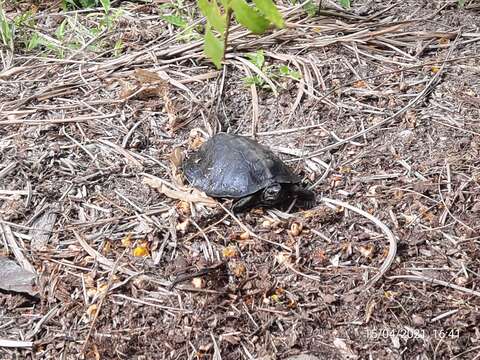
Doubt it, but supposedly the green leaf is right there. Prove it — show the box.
[243,75,264,86]
[113,39,124,56]
[99,0,110,13]
[161,14,188,28]
[0,7,13,50]
[27,32,41,51]
[339,0,350,9]
[55,19,67,40]
[79,0,98,8]
[198,0,226,34]
[278,65,301,80]
[302,0,318,17]
[246,50,265,69]
[204,25,224,69]
[252,0,284,28]
[230,0,269,34]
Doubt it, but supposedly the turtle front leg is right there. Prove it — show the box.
[232,195,259,213]
[291,185,316,208]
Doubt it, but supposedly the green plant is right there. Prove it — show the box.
[289,0,318,16]
[113,38,123,56]
[197,0,285,69]
[159,1,201,42]
[161,13,188,27]
[277,64,301,80]
[55,19,68,40]
[339,0,350,9]
[458,0,465,7]
[99,0,110,13]
[14,10,35,28]
[0,2,13,50]
[244,50,266,86]
[62,0,100,10]
[243,50,302,89]
[303,0,318,16]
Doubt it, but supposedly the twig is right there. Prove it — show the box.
[389,271,480,297]
[0,221,36,274]
[0,339,33,348]
[321,197,397,291]
[0,114,116,125]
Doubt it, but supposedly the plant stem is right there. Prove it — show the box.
[222,7,232,61]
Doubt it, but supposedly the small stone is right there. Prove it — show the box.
[412,314,425,327]
[191,277,205,289]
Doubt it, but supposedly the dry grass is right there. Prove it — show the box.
[1,0,480,359]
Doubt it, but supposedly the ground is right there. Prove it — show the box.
[1,0,480,359]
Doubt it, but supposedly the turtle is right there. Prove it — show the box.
[183,132,315,212]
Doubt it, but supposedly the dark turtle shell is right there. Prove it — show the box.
[183,133,300,198]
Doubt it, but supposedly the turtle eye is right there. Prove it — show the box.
[264,184,281,201]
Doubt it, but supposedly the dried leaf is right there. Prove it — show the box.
[102,241,112,254]
[353,80,367,88]
[222,246,238,258]
[275,252,290,265]
[438,37,450,45]
[364,299,376,323]
[333,338,358,359]
[192,277,205,288]
[121,233,133,247]
[239,232,250,240]
[143,176,217,207]
[118,79,138,99]
[86,304,98,319]
[290,222,303,236]
[170,147,185,186]
[231,262,246,278]
[393,189,403,200]
[0,257,36,295]
[134,69,166,84]
[133,244,149,257]
[274,287,284,296]
[311,248,328,265]
[190,135,205,150]
[176,201,191,215]
[176,219,190,233]
[261,219,272,228]
[358,244,375,259]
[97,283,109,294]
[384,290,398,300]
[170,147,183,169]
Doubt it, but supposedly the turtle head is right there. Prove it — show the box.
[261,183,283,205]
